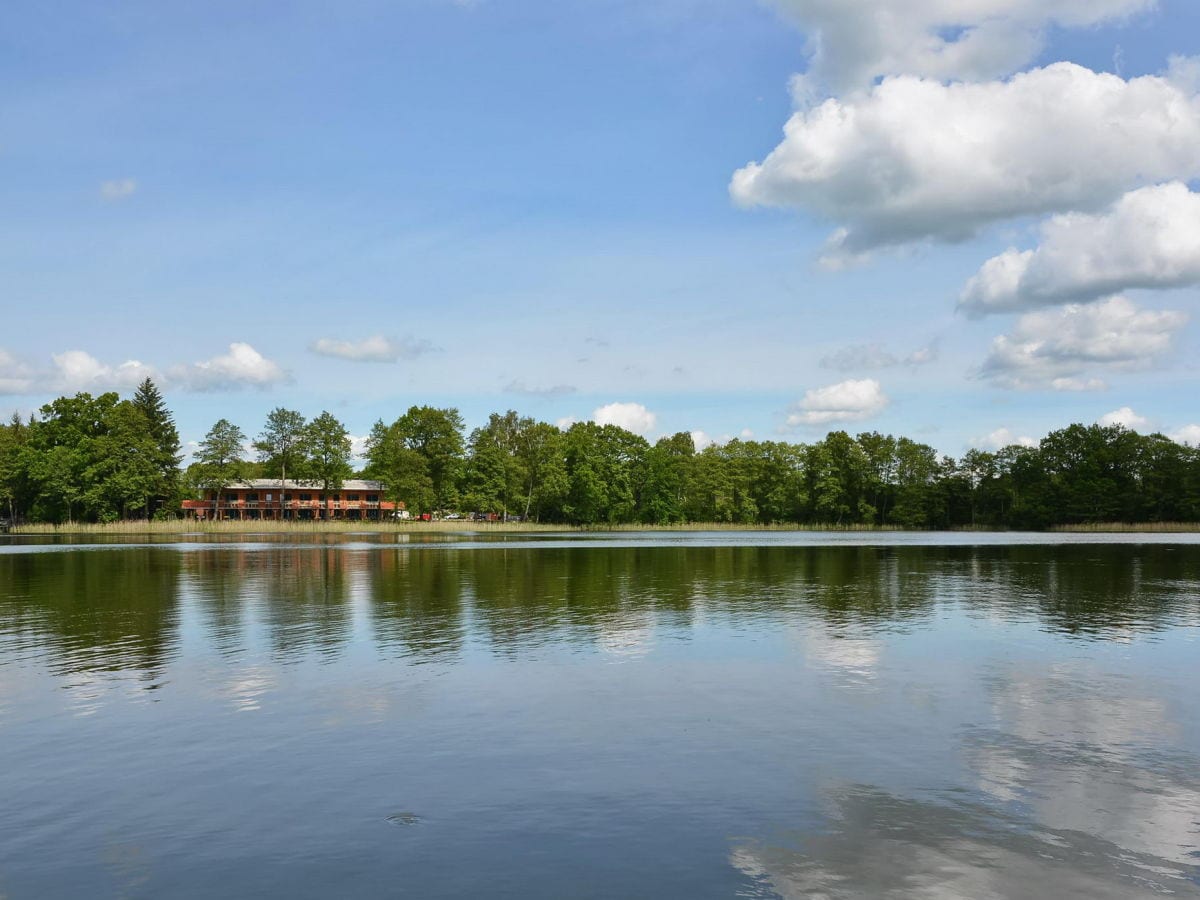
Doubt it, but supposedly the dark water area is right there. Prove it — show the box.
[1,533,1198,898]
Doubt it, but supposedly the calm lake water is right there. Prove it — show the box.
[1,532,1199,898]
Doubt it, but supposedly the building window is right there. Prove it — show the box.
[347,494,359,501]
[299,493,312,501]
[367,494,378,502]
[245,494,258,502]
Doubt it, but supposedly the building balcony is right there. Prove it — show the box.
[182,499,395,512]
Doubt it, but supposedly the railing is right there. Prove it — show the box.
[182,499,396,511]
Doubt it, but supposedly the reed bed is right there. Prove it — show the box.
[585,522,906,532]
[1050,522,1200,533]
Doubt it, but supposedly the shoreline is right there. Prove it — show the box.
[6,520,1200,536]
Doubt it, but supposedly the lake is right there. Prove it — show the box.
[1,532,1198,898]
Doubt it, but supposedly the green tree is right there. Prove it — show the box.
[891,437,940,528]
[684,444,736,523]
[131,378,182,518]
[196,419,248,518]
[254,408,309,514]
[559,423,648,524]
[363,419,435,516]
[857,431,897,524]
[805,432,871,525]
[24,393,112,522]
[516,420,567,521]
[85,400,161,521]
[0,413,30,522]
[463,437,509,515]
[304,412,353,518]
[381,406,466,513]
[465,411,528,518]
[639,432,695,524]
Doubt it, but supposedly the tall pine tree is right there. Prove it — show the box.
[132,378,182,518]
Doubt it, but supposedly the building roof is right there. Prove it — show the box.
[223,479,386,491]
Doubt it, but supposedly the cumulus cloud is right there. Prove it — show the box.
[51,351,157,393]
[0,344,288,395]
[786,378,888,427]
[820,341,938,371]
[1171,425,1200,447]
[971,428,1037,451]
[962,183,1200,314]
[0,349,34,394]
[731,63,1200,259]
[99,178,137,201]
[592,402,657,435]
[310,335,435,363]
[169,343,288,391]
[348,434,371,460]
[770,0,1153,93]
[1097,407,1151,430]
[503,380,577,398]
[978,296,1188,391]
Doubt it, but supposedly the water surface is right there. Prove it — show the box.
[1,533,1198,897]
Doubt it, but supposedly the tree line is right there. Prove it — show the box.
[3,380,1200,527]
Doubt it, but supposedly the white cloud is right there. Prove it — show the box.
[592,401,657,435]
[0,344,287,396]
[0,349,34,394]
[348,434,370,460]
[971,428,1037,451]
[1097,407,1151,430]
[169,343,288,391]
[1171,425,1200,447]
[51,351,156,393]
[689,430,753,450]
[786,378,889,427]
[1168,54,1200,93]
[555,416,579,431]
[310,335,434,363]
[820,341,938,371]
[99,178,137,201]
[731,63,1200,259]
[962,183,1200,314]
[978,296,1188,391]
[770,0,1153,93]
[690,430,741,451]
[503,380,577,398]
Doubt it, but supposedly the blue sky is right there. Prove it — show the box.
[3,0,1199,456]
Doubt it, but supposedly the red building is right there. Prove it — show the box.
[182,479,401,521]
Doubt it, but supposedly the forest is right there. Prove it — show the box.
[2,379,1199,528]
